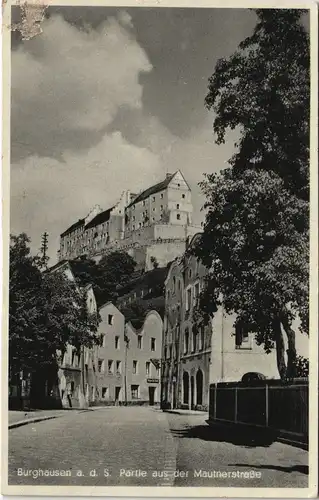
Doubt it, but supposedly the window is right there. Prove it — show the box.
[152,217,155,221]
[160,205,163,210]
[138,335,142,349]
[173,276,176,293]
[199,326,205,351]
[133,216,135,221]
[186,287,192,311]
[151,338,156,351]
[108,314,113,325]
[70,381,75,394]
[133,360,138,374]
[152,207,156,212]
[235,322,250,349]
[192,330,197,352]
[177,214,180,220]
[102,387,108,399]
[115,336,120,349]
[152,196,155,201]
[160,193,164,199]
[177,183,180,187]
[182,194,185,199]
[116,361,122,374]
[131,385,139,399]
[71,350,76,366]
[176,204,180,209]
[184,329,189,354]
[101,334,106,347]
[189,269,192,279]
[146,361,150,375]
[132,224,135,230]
[194,282,200,303]
[108,360,114,374]
[143,201,146,206]
[98,359,104,373]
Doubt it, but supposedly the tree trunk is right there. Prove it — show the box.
[281,315,297,379]
[273,318,287,380]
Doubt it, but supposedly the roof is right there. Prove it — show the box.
[85,206,114,230]
[60,218,85,238]
[46,260,70,274]
[127,172,176,208]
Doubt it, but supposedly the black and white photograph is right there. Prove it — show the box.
[2,1,318,496]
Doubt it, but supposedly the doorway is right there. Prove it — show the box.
[115,386,121,405]
[183,372,189,406]
[190,376,195,410]
[196,369,203,406]
[148,387,156,405]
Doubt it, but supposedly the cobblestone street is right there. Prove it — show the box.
[8,406,308,488]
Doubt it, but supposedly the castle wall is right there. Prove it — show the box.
[145,241,187,271]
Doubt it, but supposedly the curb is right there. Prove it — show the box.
[163,410,208,416]
[9,415,61,429]
[9,408,95,429]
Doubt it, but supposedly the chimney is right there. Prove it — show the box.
[166,172,173,179]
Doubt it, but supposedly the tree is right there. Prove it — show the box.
[194,9,309,380]
[150,256,159,269]
[205,9,309,201]
[96,251,136,305]
[9,234,100,381]
[68,251,137,307]
[294,355,309,378]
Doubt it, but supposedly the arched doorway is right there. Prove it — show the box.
[183,372,189,405]
[196,369,203,406]
[190,376,195,409]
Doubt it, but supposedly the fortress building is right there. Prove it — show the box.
[58,171,201,271]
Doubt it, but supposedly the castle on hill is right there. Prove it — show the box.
[58,171,201,271]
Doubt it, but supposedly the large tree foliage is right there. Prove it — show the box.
[9,234,100,378]
[69,251,137,306]
[206,9,309,200]
[195,9,309,379]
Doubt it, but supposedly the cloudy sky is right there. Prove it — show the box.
[11,7,259,262]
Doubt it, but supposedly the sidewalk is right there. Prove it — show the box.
[8,408,92,429]
[162,408,208,416]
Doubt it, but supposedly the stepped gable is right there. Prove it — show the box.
[126,172,175,208]
[60,218,85,238]
[85,206,114,230]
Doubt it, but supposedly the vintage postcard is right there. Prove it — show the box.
[1,0,318,497]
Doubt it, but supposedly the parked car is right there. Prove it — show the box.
[241,372,266,384]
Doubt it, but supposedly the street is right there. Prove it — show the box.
[8,406,308,487]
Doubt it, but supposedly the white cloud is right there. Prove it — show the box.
[11,131,161,260]
[11,12,152,157]
[10,12,161,260]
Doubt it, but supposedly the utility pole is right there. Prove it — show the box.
[40,232,49,269]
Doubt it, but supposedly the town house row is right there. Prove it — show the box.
[162,233,278,411]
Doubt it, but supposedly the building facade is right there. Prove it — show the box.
[162,234,278,411]
[58,171,200,271]
[92,303,163,406]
